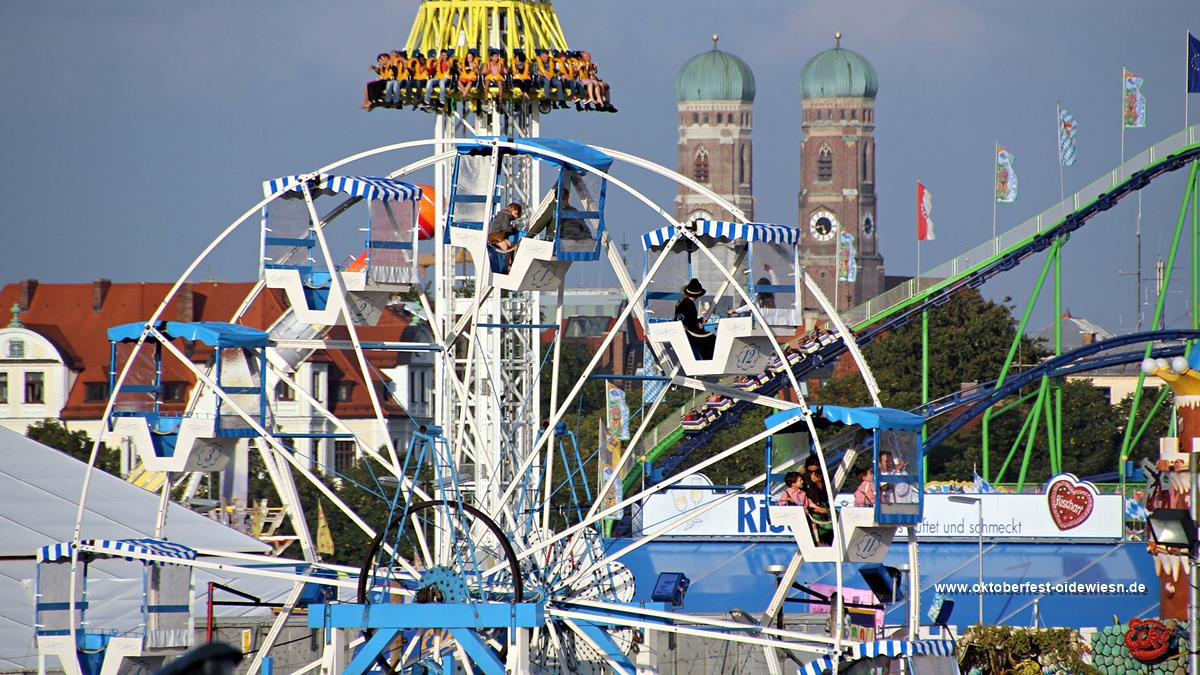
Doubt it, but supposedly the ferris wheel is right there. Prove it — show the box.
[49,134,937,675]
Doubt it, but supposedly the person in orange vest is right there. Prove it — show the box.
[533,49,563,108]
[553,50,576,105]
[483,48,507,100]
[408,52,430,109]
[456,49,480,106]
[385,50,409,106]
[423,49,452,108]
[567,51,587,109]
[509,48,532,99]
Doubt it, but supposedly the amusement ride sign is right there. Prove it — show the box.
[637,473,1123,541]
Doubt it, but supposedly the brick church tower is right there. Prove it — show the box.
[797,34,885,311]
[674,35,755,291]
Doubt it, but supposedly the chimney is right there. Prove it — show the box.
[92,279,112,312]
[18,279,38,311]
[176,283,195,322]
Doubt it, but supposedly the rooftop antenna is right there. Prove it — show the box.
[834,32,842,48]
[712,33,719,50]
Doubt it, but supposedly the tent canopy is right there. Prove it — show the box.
[642,220,800,252]
[765,406,925,433]
[263,174,422,202]
[457,136,614,172]
[38,538,197,564]
[108,321,269,348]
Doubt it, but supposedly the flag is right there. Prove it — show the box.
[916,181,935,241]
[1189,33,1200,93]
[1123,70,1147,128]
[1058,106,1077,166]
[972,472,998,494]
[836,230,857,282]
[597,420,623,520]
[995,146,1018,203]
[316,502,335,556]
[638,348,665,407]
[605,382,630,441]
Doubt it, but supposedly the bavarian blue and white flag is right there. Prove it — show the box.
[1123,70,1147,129]
[1058,106,1078,166]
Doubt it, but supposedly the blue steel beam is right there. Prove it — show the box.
[309,602,545,629]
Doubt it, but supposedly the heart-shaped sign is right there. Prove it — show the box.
[1046,474,1095,531]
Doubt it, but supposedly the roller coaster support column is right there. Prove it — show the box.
[1119,161,1200,493]
[1053,239,1063,474]
[980,238,1061,480]
[921,310,929,480]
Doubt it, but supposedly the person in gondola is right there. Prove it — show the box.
[675,278,717,360]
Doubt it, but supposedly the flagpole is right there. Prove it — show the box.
[1056,101,1066,202]
[916,178,921,289]
[992,142,998,246]
[1187,30,1191,129]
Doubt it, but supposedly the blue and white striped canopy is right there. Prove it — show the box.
[798,639,956,675]
[38,538,198,564]
[641,220,800,251]
[263,174,422,202]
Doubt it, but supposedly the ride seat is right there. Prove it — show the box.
[646,316,779,377]
[768,505,897,564]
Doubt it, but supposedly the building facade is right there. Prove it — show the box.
[797,35,886,311]
[0,280,433,486]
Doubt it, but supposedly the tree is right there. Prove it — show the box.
[27,419,121,475]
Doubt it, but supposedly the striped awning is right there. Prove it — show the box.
[263,174,422,202]
[641,220,800,251]
[798,639,956,675]
[38,538,198,564]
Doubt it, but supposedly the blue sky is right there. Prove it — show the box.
[1,1,1197,331]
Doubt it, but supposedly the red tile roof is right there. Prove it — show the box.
[0,280,414,420]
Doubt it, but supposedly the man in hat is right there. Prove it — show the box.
[675,278,717,360]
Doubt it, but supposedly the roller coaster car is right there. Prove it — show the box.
[647,316,779,377]
[763,405,925,564]
[680,408,718,434]
[260,175,422,326]
[732,374,767,393]
[446,137,612,292]
[705,394,734,413]
[106,321,269,474]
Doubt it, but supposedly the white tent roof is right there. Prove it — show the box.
[0,427,268,557]
[0,429,310,671]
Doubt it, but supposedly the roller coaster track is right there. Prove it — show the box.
[627,126,1200,491]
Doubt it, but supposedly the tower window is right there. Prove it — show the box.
[851,110,857,120]
[693,147,710,183]
[739,144,750,185]
[817,146,833,182]
[692,112,698,124]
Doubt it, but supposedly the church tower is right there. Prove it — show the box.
[797,33,884,311]
[673,35,756,292]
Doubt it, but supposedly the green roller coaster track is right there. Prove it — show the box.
[624,124,1200,494]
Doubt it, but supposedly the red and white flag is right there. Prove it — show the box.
[916,181,935,241]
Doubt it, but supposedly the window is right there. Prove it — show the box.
[851,110,857,120]
[817,146,834,182]
[24,372,43,404]
[84,382,109,403]
[334,440,357,473]
[0,372,7,403]
[163,381,187,403]
[738,144,749,185]
[862,141,872,183]
[693,147,710,183]
[7,340,25,359]
[333,380,354,402]
[703,113,709,124]
[275,380,295,401]
[691,112,698,124]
